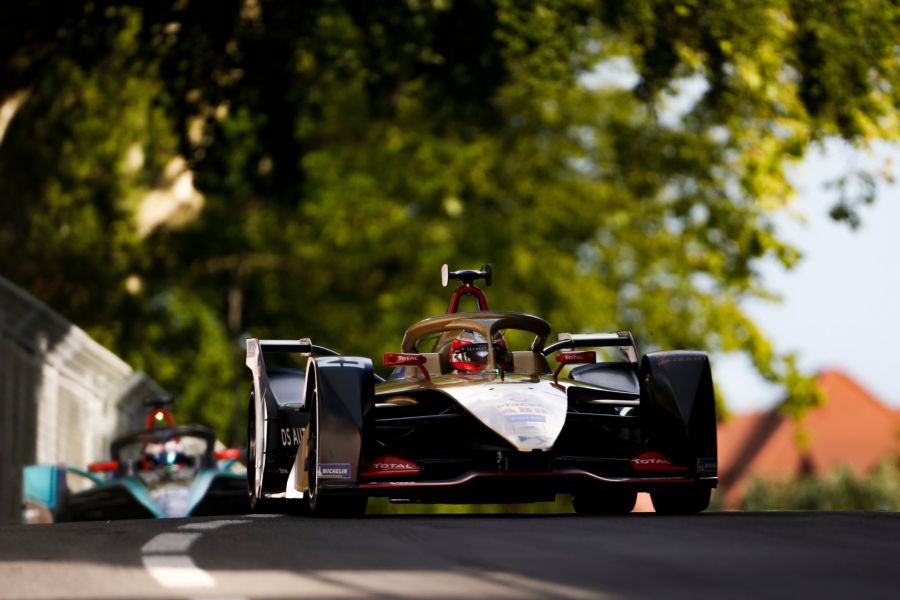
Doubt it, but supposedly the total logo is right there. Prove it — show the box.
[372,462,418,471]
[630,451,687,472]
[360,455,421,478]
[632,457,673,466]
[390,355,422,364]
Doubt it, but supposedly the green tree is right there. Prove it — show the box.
[2,1,899,439]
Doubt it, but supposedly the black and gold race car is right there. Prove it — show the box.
[245,265,717,516]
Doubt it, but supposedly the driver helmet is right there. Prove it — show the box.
[450,329,510,372]
[143,439,184,468]
[143,441,166,468]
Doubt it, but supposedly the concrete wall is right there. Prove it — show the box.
[0,276,164,524]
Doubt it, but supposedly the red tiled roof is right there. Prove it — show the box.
[716,369,900,508]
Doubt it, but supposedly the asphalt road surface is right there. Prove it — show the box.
[0,511,897,599]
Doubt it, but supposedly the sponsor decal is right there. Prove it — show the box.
[656,355,705,367]
[630,451,688,472]
[557,350,595,364]
[372,461,417,471]
[280,427,303,446]
[384,353,424,365]
[697,458,717,474]
[498,400,549,417]
[505,414,547,423]
[494,399,553,449]
[360,455,420,479]
[317,463,352,479]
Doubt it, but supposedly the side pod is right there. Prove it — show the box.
[22,464,69,523]
[640,351,717,477]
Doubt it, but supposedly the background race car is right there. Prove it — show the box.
[23,399,248,522]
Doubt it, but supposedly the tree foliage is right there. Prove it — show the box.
[2,1,899,440]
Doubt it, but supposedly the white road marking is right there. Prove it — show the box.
[301,569,606,598]
[142,555,215,588]
[180,519,251,531]
[139,522,597,598]
[246,513,284,518]
[486,571,604,599]
[142,519,251,591]
[141,532,201,554]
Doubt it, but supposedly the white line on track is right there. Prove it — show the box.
[142,532,202,554]
[142,555,215,588]
[142,519,250,592]
[181,519,251,531]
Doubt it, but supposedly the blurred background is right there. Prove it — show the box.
[2,0,899,517]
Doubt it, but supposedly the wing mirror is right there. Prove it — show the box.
[384,353,430,383]
[88,460,120,473]
[553,350,596,383]
[214,448,243,461]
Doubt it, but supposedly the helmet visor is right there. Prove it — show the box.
[451,342,490,369]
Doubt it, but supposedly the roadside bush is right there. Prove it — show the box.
[366,495,575,515]
[740,460,900,511]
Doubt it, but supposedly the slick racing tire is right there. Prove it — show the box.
[247,392,267,511]
[650,487,711,514]
[572,490,637,515]
[305,390,368,518]
[248,391,304,514]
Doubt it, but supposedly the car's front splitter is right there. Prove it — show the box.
[357,469,716,503]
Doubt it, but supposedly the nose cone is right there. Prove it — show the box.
[452,382,568,451]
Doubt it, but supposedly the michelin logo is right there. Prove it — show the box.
[317,463,352,479]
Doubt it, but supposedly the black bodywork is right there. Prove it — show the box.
[247,331,717,515]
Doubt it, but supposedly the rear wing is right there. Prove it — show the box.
[543,331,638,363]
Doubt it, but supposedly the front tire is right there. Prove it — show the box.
[650,487,711,514]
[572,490,637,515]
[247,392,267,511]
[305,390,367,518]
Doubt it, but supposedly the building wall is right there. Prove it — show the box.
[0,276,164,524]
[0,335,37,524]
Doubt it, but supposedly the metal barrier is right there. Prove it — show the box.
[0,276,164,523]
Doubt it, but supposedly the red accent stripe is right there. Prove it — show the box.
[358,469,701,489]
[447,285,489,313]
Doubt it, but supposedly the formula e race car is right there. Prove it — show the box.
[22,399,249,522]
[245,265,717,516]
